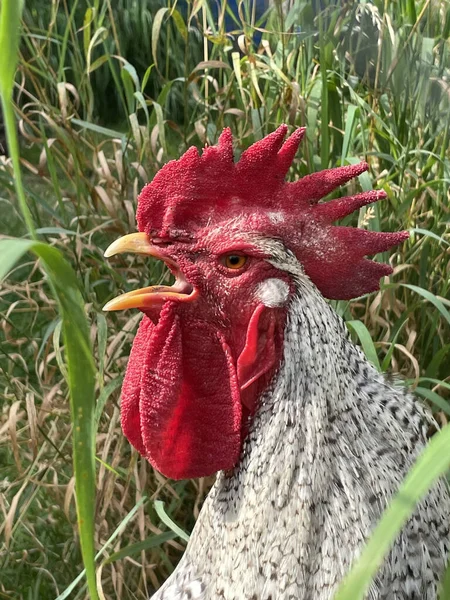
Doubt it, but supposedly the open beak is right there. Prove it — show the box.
[103,232,197,311]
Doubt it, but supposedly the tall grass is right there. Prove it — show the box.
[0,2,98,599]
[0,1,449,599]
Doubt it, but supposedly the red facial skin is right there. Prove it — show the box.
[114,125,409,480]
[120,234,290,480]
[136,126,409,301]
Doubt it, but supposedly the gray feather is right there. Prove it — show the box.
[150,241,450,599]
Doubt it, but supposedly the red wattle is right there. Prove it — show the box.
[120,316,154,456]
[121,304,242,479]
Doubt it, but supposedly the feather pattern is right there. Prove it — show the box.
[151,243,449,600]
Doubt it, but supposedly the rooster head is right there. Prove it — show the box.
[104,125,408,479]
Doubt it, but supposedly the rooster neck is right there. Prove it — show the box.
[159,286,449,600]
[201,282,430,536]
[214,285,382,508]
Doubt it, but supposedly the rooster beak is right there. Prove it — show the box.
[103,233,197,311]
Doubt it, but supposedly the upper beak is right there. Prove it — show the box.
[103,232,197,311]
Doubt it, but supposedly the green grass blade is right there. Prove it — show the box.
[0,237,33,278]
[0,0,24,97]
[152,8,169,74]
[334,423,450,600]
[346,320,382,372]
[341,105,358,163]
[56,497,148,600]
[415,387,450,416]
[381,319,408,372]
[94,376,123,429]
[411,228,450,247]
[71,118,126,140]
[0,239,98,600]
[0,0,35,239]
[416,378,450,392]
[154,500,190,542]
[96,312,108,387]
[103,531,177,565]
[401,284,450,326]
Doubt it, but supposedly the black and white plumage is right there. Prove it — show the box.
[151,239,450,600]
[103,127,450,600]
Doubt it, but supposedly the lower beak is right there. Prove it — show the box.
[102,233,197,311]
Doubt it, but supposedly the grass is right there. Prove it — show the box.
[0,0,449,598]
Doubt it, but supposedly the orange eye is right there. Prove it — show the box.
[223,254,248,270]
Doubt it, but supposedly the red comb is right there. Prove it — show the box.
[137,125,408,300]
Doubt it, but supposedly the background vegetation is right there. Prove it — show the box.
[1,0,449,598]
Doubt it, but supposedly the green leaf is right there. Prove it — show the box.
[154,500,190,542]
[103,531,177,565]
[406,0,417,24]
[380,319,408,372]
[35,227,77,236]
[415,378,450,392]
[152,8,169,73]
[152,101,167,156]
[88,54,109,74]
[83,7,94,59]
[0,0,24,97]
[319,29,330,169]
[134,91,150,122]
[96,312,108,377]
[0,238,98,600]
[334,423,450,600]
[410,228,450,247]
[121,66,137,114]
[53,319,68,382]
[400,284,450,327]
[346,321,381,372]
[0,0,35,238]
[425,345,450,380]
[341,105,358,163]
[95,376,123,430]
[71,118,126,140]
[1,237,32,279]
[232,52,244,101]
[86,26,108,74]
[415,387,450,416]
[171,9,188,42]
[142,63,154,92]
[57,497,148,600]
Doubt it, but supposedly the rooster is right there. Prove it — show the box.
[104,126,449,600]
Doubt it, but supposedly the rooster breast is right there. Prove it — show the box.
[150,284,449,600]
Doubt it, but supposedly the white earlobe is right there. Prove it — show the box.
[256,278,290,307]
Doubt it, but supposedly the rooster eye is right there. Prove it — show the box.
[223,254,248,270]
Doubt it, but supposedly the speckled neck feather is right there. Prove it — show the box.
[153,282,449,600]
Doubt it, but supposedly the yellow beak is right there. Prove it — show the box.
[103,233,197,311]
